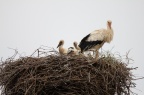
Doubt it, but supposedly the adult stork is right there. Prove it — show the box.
[79,20,114,61]
[57,40,68,55]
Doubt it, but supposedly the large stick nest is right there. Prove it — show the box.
[0,48,136,95]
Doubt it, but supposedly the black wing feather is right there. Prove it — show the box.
[79,34,103,52]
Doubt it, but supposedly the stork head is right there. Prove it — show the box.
[73,41,78,47]
[57,40,64,48]
[107,20,112,29]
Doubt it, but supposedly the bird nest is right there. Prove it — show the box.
[0,48,137,95]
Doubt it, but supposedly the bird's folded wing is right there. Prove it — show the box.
[87,29,106,41]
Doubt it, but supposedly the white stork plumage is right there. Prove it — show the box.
[57,40,68,55]
[79,20,114,60]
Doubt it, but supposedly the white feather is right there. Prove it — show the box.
[87,29,107,41]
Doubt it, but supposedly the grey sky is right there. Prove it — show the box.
[0,0,144,94]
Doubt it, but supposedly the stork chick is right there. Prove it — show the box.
[67,42,81,56]
[73,41,81,52]
[79,20,114,61]
[67,47,75,56]
[57,40,68,55]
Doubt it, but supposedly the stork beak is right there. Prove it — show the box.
[108,22,111,29]
[108,22,111,26]
[73,43,76,47]
[57,43,60,48]
[57,41,62,48]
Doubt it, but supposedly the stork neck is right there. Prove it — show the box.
[74,44,77,49]
[107,25,111,30]
[74,44,80,50]
[59,45,63,48]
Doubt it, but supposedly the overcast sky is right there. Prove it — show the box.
[0,0,144,94]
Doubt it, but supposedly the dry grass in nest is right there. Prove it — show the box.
[0,47,137,95]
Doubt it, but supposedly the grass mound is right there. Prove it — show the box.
[0,49,136,95]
